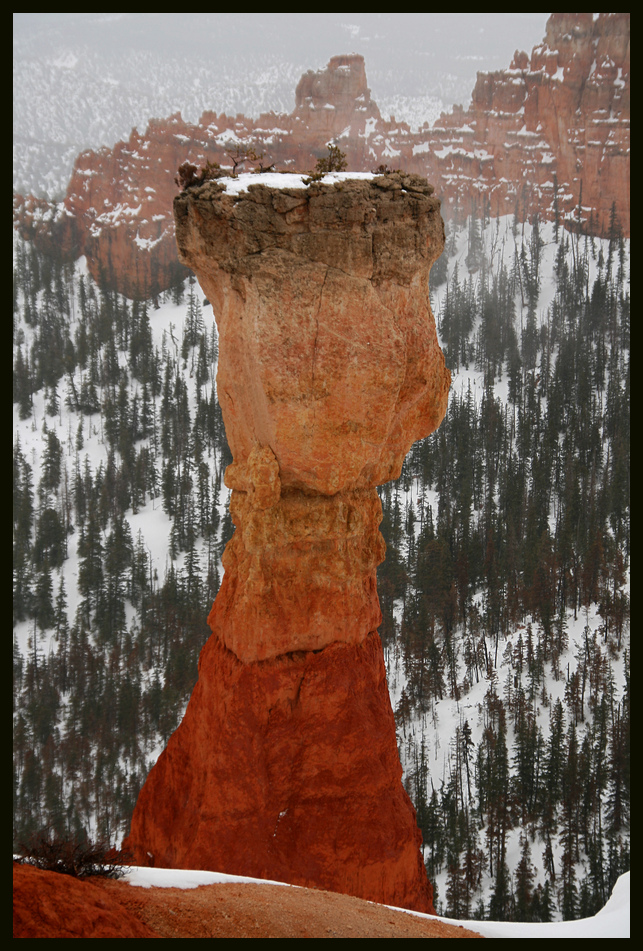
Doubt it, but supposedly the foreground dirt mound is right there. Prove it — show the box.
[12,864,157,938]
[13,864,484,938]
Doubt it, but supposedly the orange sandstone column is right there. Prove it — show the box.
[125,172,450,913]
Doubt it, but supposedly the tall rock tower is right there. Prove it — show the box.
[125,171,451,914]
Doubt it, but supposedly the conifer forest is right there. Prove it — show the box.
[13,205,629,922]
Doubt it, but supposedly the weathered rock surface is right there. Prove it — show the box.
[13,14,629,299]
[126,633,433,912]
[174,176,447,499]
[124,174,450,914]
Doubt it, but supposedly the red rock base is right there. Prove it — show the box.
[125,631,434,914]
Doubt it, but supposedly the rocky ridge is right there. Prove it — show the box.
[123,173,450,914]
[13,14,629,300]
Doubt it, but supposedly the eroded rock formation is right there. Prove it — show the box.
[13,14,629,299]
[124,173,450,913]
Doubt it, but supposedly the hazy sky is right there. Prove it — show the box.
[14,13,550,103]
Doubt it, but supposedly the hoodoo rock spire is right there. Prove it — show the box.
[124,171,450,913]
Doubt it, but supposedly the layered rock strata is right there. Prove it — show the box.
[13,14,629,299]
[124,173,450,913]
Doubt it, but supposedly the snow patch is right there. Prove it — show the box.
[219,171,376,195]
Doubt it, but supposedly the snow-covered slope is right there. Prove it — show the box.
[121,866,629,937]
[383,213,630,919]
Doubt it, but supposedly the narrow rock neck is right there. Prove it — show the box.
[209,459,386,663]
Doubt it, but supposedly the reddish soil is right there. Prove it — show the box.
[14,863,484,938]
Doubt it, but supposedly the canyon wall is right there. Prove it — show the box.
[124,173,450,913]
[423,12,630,236]
[13,14,629,300]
